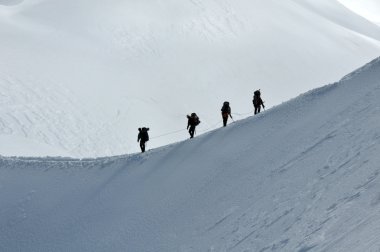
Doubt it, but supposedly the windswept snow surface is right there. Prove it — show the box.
[1,58,380,251]
[1,0,380,156]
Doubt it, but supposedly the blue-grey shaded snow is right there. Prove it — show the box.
[1,0,380,156]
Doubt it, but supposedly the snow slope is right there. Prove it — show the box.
[1,58,380,251]
[1,0,380,156]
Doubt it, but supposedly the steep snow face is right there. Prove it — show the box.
[1,58,380,251]
[1,0,380,156]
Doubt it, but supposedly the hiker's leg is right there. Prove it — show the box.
[189,127,195,138]
[140,141,145,152]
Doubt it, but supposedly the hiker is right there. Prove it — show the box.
[252,89,265,115]
[137,127,149,153]
[187,113,201,138]
[221,101,232,127]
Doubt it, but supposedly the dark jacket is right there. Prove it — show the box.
[253,95,264,107]
[221,103,231,117]
[138,128,149,142]
[187,114,200,128]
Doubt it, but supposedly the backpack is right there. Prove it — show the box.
[221,101,230,113]
[189,113,200,126]
[253,90,261,106]
[139,127,149,141]
[194,116,200,126]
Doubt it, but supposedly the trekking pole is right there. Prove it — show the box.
[230,115,235,122]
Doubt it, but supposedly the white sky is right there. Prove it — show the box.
[339,0,380,24]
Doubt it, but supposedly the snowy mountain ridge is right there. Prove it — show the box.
[1,57,380,251]
[1,0,380,156]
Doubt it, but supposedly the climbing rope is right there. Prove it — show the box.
[150,128,187,140]
[197,119,223,133]
[232,111,254,116]
[149,110,258,140]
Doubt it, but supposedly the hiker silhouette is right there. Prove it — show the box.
[187,113,200,138]
[137,127,149,153]
[253,90,265,115]
[221,101,232,127]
